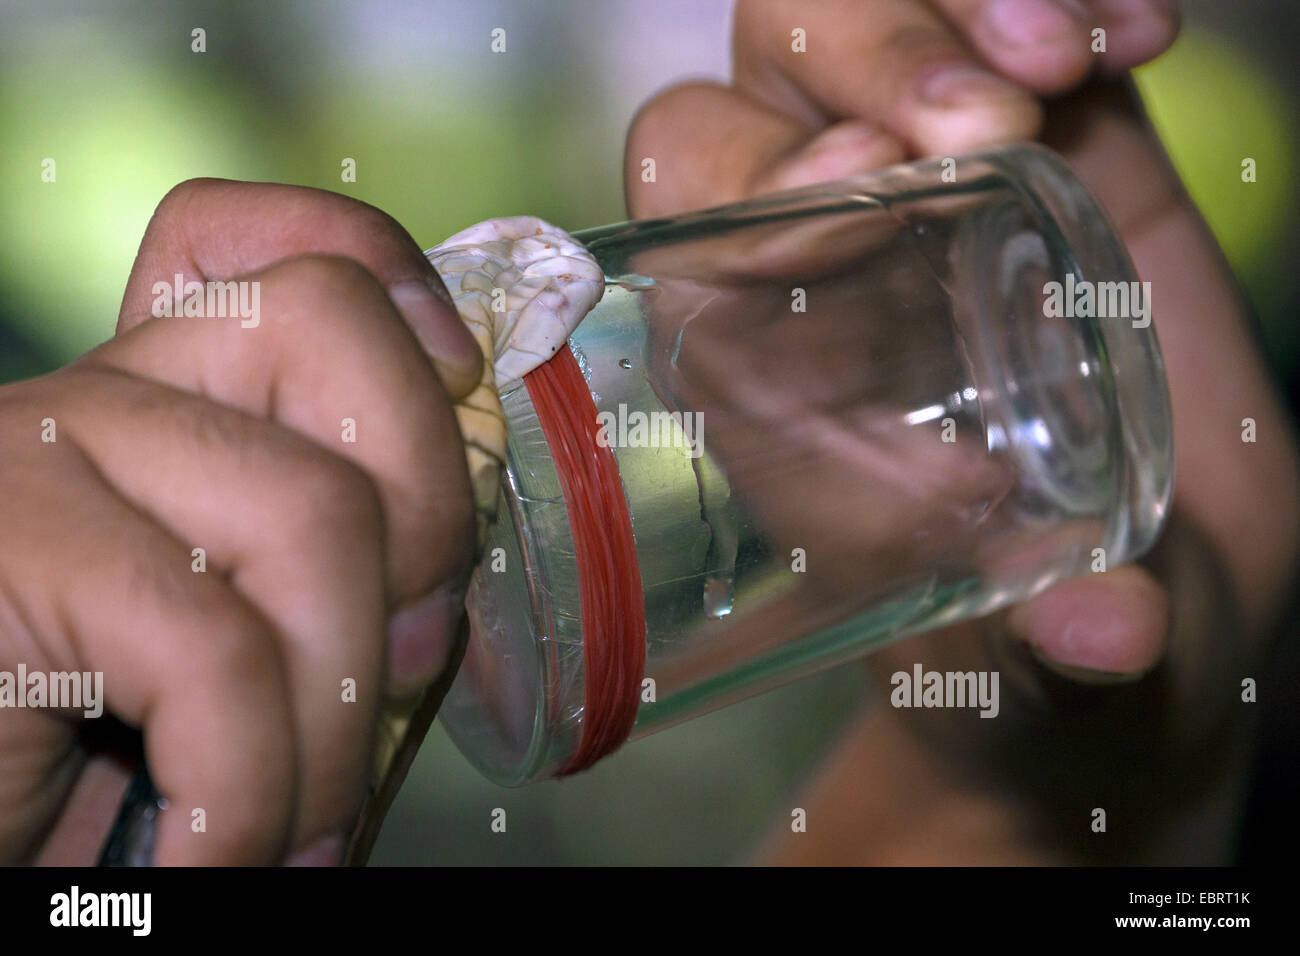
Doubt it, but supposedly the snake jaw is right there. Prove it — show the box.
[426,216,603,543]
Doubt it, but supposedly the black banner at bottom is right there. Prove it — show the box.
[0,865,1271,942]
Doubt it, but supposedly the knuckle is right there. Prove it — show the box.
[102,378,268,472]
[154,387,261,460]
[151,177,222,225]
[628,81,729,145]
[348,202,417,250]
[645,80,729,117]
[273,254,385,308]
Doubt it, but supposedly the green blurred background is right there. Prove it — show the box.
[2,0,1297,863]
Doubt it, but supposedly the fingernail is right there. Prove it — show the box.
[984,0,1081,47]
[387,279,482,381]
[920,64,1025,108]
[286,832,344,867]
[1027,644,1151,686]
[386,581,467,693]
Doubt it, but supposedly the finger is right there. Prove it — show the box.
[0,449,296,864]
[931,0,1178,85]
[929,0,1095,92]
[626,81,907,218]
[733,0,1043,157]
[118,178,483,400]
[55,367,388,857]
[1005,566,1169,678]
[1041,78,1300,634]
[1090,0,1181,73]
[88,254,476,624]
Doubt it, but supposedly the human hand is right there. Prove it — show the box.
[0,180,480,865]
[625,0,1300,862]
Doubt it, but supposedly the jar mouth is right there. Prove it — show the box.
[439,381,575,788]
[980,144,1174,564]
[440,476,549,788]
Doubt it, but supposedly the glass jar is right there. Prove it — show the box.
[438,143,1174,786]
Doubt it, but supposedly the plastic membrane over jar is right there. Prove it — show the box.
[438,144,1174,786]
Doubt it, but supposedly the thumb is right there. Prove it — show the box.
[624,80,906,219]
[1005,567,1170,682]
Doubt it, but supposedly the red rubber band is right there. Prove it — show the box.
[525,344,645,775]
